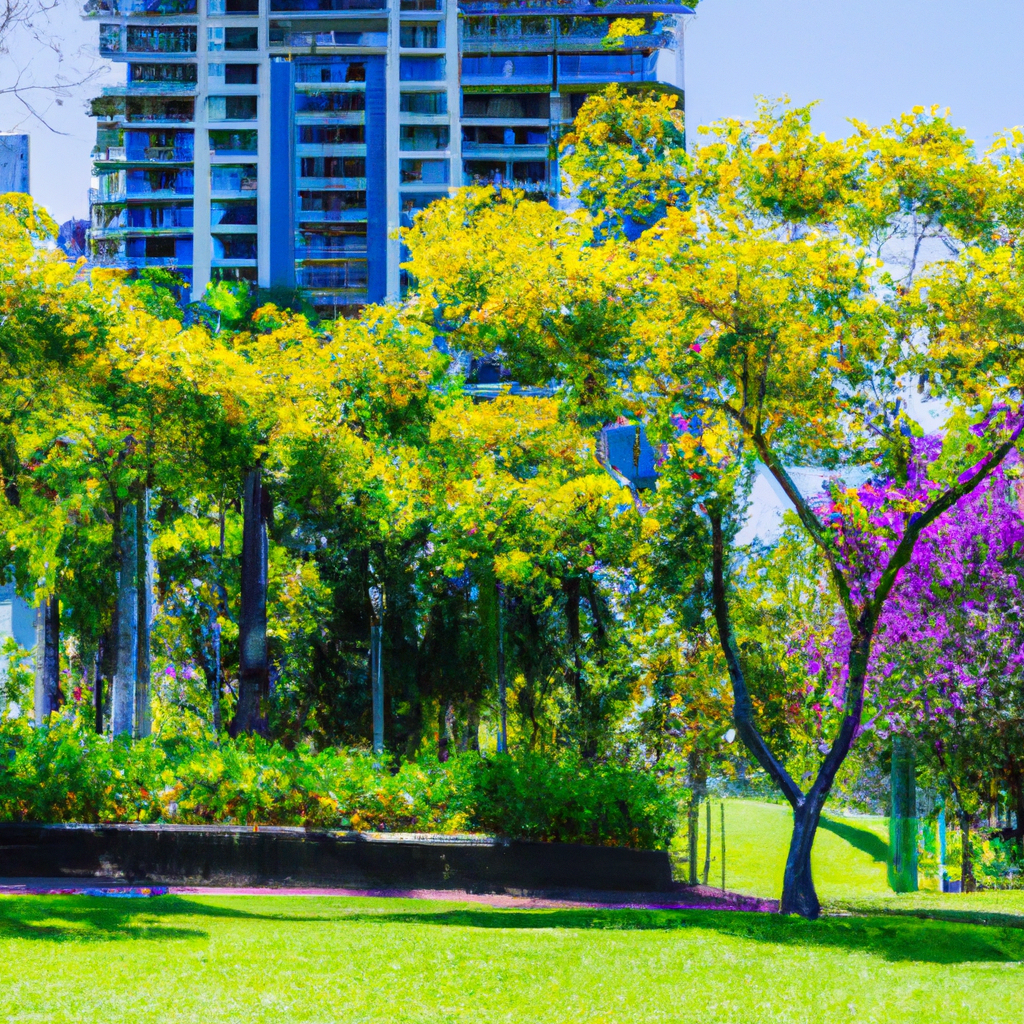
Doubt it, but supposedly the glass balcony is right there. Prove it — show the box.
[461,55,552,85]
[556,51,659,82]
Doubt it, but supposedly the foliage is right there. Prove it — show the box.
[404,93,1024,916]
[0,714,679,848]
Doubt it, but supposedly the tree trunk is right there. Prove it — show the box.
[112,501,139,737]
[706,509,877,919]
[231,467,270,736]
[97,619,117,734]
[960,809,977,892]
[33,594,60,725]
[1009,762,1024,857]
[134,487,155,739]
[888,733,918,892]
[438,700,453,762]
[781,799,824,918]
[686,750,707,886]
[563,577,583,708]
[462,703,480,753]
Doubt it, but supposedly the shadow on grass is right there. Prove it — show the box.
[332,906,1024,964]
[818,817,889,864]
[0,895,324,943]
[3,896,1024,966]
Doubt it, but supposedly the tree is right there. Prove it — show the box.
[811,444,1024,889]
[403,94,1024,917]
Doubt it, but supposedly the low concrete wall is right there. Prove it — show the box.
[0,824,673,893]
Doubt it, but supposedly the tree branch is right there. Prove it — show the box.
[709,508,804,808]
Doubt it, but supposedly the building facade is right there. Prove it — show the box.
[85,0,691,317]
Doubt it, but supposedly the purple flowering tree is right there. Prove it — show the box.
[811,441,1024,889]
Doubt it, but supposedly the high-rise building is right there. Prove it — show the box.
[85,0,691,317]
[0,133,30,194]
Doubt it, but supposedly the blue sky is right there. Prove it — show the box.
[0,0,1022,223]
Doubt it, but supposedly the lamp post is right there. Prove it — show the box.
[496,580,507,754]
[369,584,384,755]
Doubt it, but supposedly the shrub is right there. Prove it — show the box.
[0,714,679,849]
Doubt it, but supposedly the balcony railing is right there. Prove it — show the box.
[271,0,384,9]
[296,208,368,222]
[295,241,368,258]
[271,29,388,46]
[90,187,128,203]
[296,264,368,288]
[459,0,693,12]
[86,0,197,14]
[102,82,197,96]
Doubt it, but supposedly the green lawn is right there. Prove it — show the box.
[4,802,1020,1022]
[3,893,1024,1023]
[696,799,896,903]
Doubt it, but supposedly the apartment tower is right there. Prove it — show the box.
[85,0,691,317]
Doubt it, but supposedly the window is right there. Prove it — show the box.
[124,128,194,159]
[400,192,438,226]
[127,168,194,193]
[294,91,366,113]
[225,26,258,49]
[210,129,258,153]
[211,201,258,225]
[569,93,591,117]
[399,125,449,151]
[462,126,547,147]
[125,97,196,121]
[126,204,194,228]
[212,266,258,283]
[99,24,121,52]
[130,63,197,84]
[299,228,366,254]
[512,161,546,183]
[399,57,445,82]
[400,24,439,47]
[225,63,258,84]
[209,0,259,10]
[461,93,549,118]
[298,190,366,211]
[144,237,175,258]
[211,164,257,190]
[298,125,364,144]
[295,61,365,84]
[400,0,440,8]
[400,92,446,115]
[208,95,257,120]
[300,156,366,178]
[213,234,258,260]
[400,159,448,184]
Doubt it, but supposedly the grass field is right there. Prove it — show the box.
[3,892,1024,1023]
[691,799,896,903]
[3,801,1020,1023]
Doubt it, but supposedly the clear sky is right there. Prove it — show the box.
[0,0,1022,223]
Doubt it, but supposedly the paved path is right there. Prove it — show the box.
[0,878,777,913]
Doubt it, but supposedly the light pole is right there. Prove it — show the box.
[369,584,384,755]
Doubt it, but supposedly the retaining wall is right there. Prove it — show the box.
[0,824,673,893]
